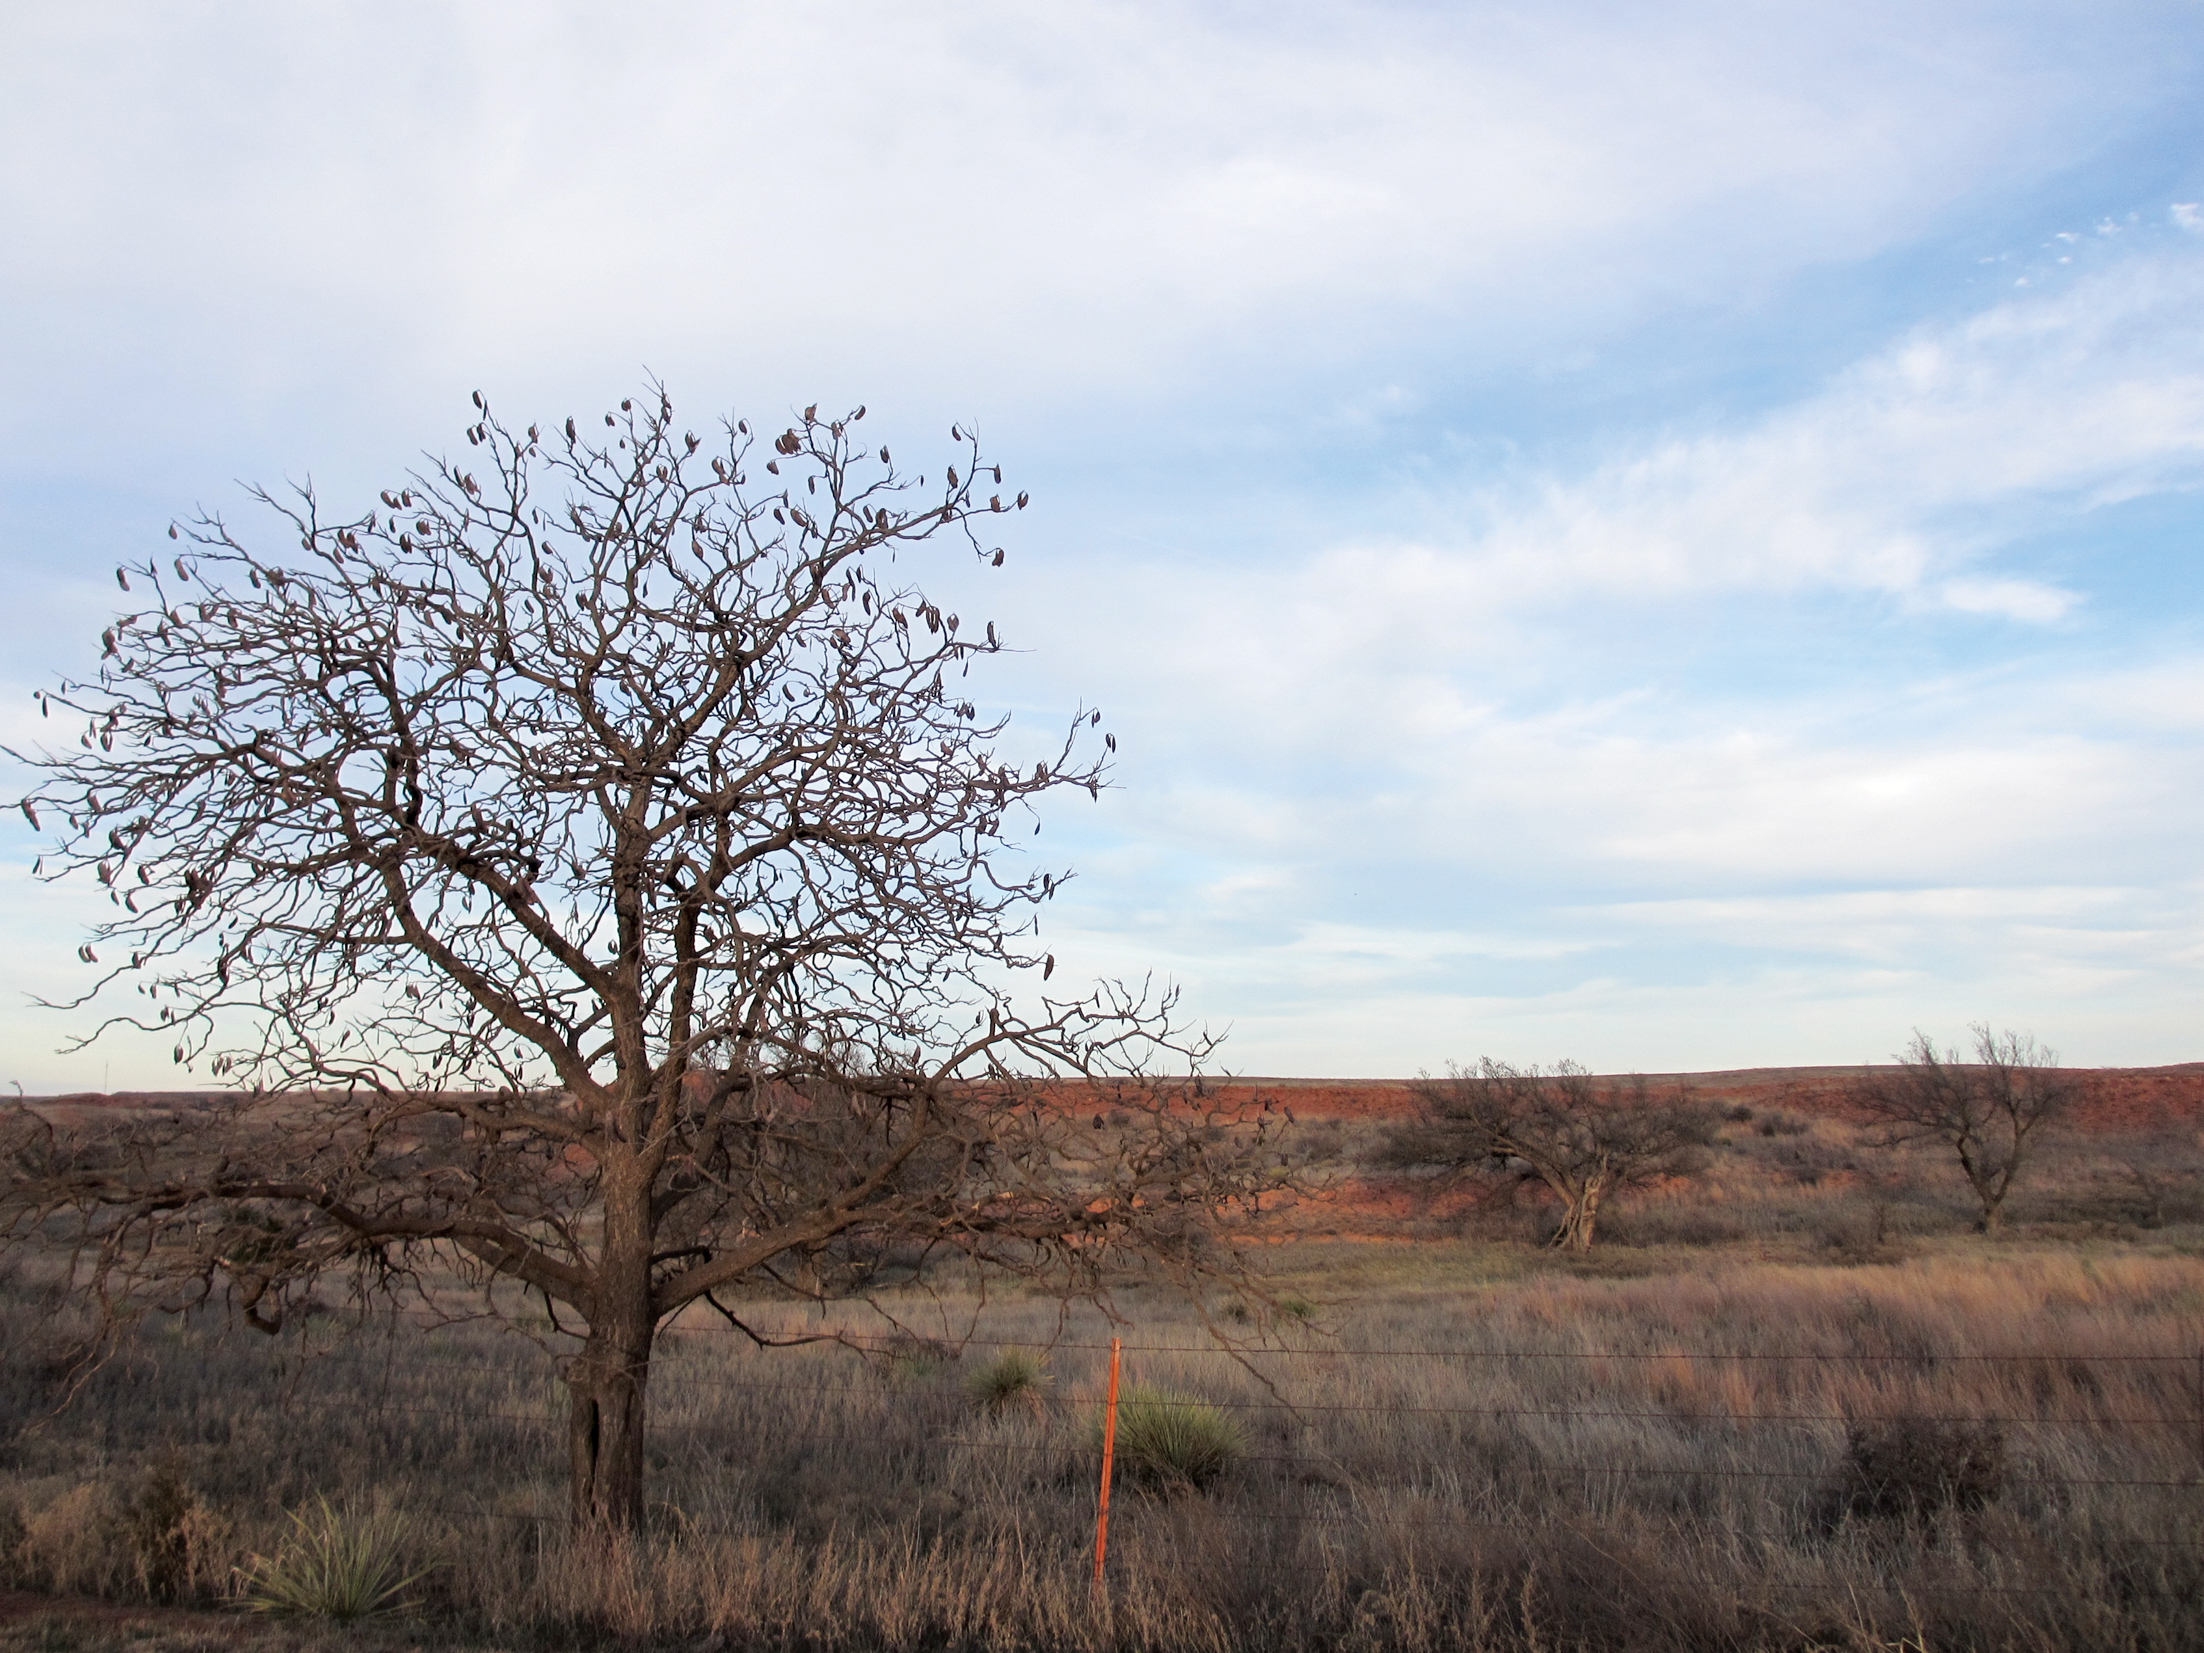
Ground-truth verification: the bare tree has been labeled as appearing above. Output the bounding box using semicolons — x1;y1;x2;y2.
2111;1123;2204;1230
1851;1026;2078;1234
1381;1059;1715;1249
0;387;1294;1529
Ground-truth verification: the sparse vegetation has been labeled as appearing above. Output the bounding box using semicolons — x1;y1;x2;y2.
236;1498;428;1623
1852;1025;2080;1233
1829;1414;2008;1523
1382;1060;1718;1248
0;1060;2197;1650
966;1346;1052;1415
1094;1387;1246;1490
1;1216;2198;1651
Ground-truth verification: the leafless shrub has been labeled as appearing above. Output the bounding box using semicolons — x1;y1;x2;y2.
1852;1026;2079;1233
1383;1061;1717;1248
118;1454;232;1601
19;1484;124;1597
1828;1416;2007;1524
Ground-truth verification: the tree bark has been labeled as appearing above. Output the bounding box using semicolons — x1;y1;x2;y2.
568;1321;652;1530
1961;1154;2010;1234
568;1170;656;1530
1553;1176;1606;1250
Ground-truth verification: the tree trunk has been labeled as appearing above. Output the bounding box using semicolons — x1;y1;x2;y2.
569;1171;656;1530
1968;1161;2011;1234
569;1317;653;1530
1553;1178;1605;1250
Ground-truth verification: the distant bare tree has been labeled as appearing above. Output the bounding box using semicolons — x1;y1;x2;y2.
0;386;1294;1529
1382;1059;1715;1249
2112;1124;2204;1230
1851;1026;2079;1234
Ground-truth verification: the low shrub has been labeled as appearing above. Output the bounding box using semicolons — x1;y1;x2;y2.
1096;1387;1246;1491
966;1347;1051;1415
872;1332;958;1385
120;1454;232;1602
1830;1416;2006;1522
18;1484;123;1597
237;1497;430;1623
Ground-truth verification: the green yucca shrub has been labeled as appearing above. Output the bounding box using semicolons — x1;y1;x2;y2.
236;1497;430;1623
1093;1387;1246;1491
967;1347;1052;1415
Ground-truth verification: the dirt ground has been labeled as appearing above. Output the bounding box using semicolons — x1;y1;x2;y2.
0;1593;486;1653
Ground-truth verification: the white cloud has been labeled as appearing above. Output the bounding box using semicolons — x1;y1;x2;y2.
979;243;2204;827
1049;243;2204;726
7;3;2204;1079
987;240;2204;1068
0;0;2176;454
1937;578;2078;621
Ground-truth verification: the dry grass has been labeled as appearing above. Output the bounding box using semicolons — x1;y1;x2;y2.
1;1121;2200;1651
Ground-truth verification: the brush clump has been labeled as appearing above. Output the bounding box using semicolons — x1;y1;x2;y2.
967;1346;1053;1415
237;1497;430;1623
1096;1387;1247;1491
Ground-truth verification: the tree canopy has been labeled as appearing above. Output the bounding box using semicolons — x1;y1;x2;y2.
2;387;1293;1526
1850;1026;2076;1234
1384;1059;1714;1249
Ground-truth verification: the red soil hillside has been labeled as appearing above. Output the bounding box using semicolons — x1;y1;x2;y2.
1201;1064;2204;1133
27;1064;2204;1134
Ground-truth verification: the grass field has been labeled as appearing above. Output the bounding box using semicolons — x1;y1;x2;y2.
1;1089;2200;1651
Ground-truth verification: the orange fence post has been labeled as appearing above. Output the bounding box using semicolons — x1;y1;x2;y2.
1093;1336;1122;1592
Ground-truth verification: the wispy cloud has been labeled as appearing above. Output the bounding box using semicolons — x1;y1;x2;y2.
1014;241;2204;1067
0;1;2177;442
4;4;2204;1083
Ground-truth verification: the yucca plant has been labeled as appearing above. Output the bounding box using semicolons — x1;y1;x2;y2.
967;1347;1053;1415
236;1497;431;1623
1093;1387;1246;1490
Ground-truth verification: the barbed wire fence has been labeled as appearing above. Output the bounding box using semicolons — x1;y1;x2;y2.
205;1322;2204;1607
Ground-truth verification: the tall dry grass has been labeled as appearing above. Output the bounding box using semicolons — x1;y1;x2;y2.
2;1235;2200;1651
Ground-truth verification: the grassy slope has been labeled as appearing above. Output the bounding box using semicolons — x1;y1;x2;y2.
3;1068;2202;1651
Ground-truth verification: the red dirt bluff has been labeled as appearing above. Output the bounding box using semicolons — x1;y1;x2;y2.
24;1065;2202;1133
1190;1064;2204;1133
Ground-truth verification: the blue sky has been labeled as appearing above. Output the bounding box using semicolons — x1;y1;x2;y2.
4;1;2203;1087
